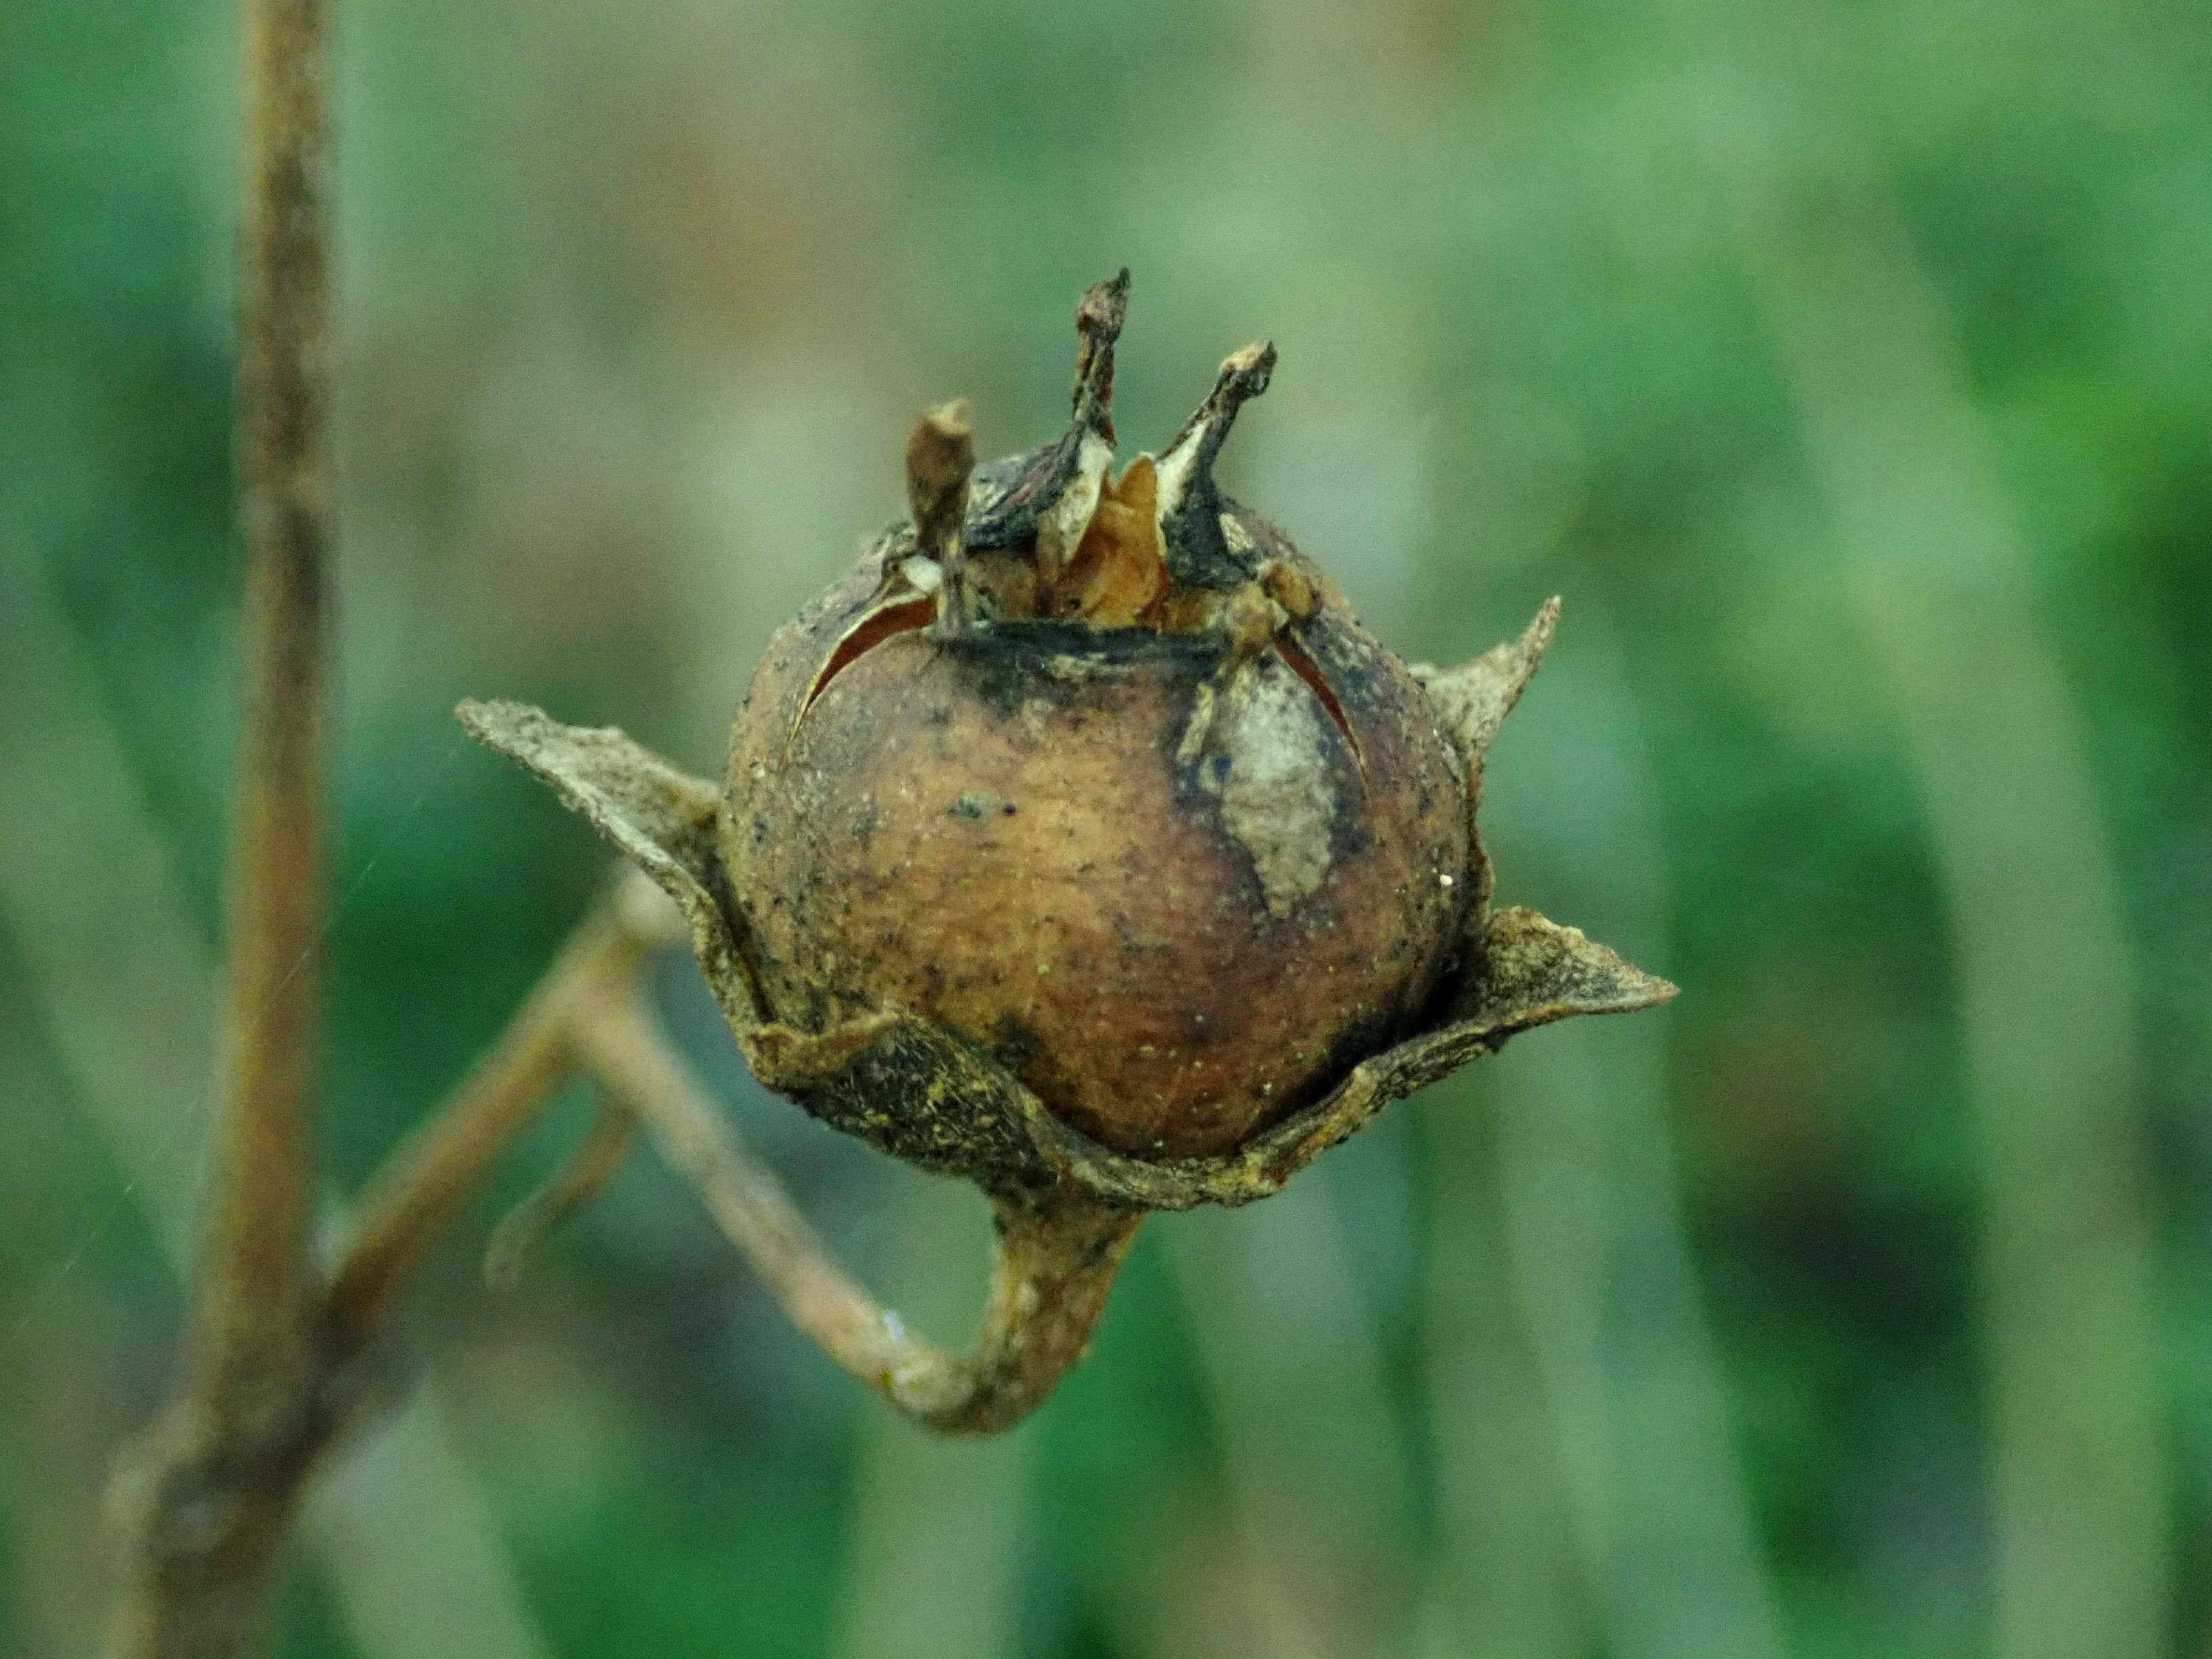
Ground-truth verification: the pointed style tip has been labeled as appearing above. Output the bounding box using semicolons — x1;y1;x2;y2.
1155;338;1280;516
905;401;977;549
1078;269;1132;337
1071;273;1131;438
1412;598;1564;766
1530;594;1562;646
1221;339;1276;397
1499;596;1561;691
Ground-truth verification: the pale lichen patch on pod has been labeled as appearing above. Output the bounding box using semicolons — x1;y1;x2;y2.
1183;649;1344;919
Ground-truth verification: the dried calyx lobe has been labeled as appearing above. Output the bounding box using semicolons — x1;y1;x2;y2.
724;272;1473;1163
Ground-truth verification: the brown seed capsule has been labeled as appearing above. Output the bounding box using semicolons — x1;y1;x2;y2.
459;272;1675;1211
457;274;1676;1431
720;276;1469;1158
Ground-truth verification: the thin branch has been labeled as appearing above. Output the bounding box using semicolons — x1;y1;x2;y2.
332;868;1139;1434
323;880;678;1354
333;867;1141;1433
327;866;1136;1439
196;0;331;1435
108;879;677;1655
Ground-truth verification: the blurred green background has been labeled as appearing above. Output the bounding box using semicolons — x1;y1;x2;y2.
3;0;2208;1654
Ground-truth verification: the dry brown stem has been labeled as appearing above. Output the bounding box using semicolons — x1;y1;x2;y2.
104;0;333;1650
576;983;1143;1433
108;876;677;1657
103;12;702;1641
339;872;1143;1439
329;869;1140;1437
201;0;329;1448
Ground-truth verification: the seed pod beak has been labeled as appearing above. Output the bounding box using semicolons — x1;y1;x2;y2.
1071;267;1131;443
1156;340;1278;590
1156;339;1276;521
905;399;977;636
962;270;1130;561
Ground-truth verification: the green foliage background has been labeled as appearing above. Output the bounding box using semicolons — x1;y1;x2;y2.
2;0;2208;1654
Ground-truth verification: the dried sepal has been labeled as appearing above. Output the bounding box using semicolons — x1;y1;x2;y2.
1412;596;1561;771
455;698;765;1026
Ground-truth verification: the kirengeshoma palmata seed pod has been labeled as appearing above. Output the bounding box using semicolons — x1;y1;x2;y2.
463;272;1673;1430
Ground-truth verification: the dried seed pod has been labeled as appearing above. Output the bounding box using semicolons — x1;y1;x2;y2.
723;285;1467;1160
459;274;1675;1429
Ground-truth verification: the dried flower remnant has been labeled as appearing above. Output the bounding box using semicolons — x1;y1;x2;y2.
463;272;1673;1429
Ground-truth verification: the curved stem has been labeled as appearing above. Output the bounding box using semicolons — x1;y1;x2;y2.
926;1185;1142;1433
576;991;1141;1433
